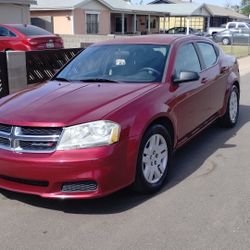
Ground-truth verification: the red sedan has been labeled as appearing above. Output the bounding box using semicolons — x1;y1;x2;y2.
0;35;240;199
0;24;64;51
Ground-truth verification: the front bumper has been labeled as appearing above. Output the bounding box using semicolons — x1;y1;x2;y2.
0;141;135;199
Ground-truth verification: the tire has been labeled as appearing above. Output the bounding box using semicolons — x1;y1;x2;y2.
219;85;239;128
222;37;231;45
133;124;173;194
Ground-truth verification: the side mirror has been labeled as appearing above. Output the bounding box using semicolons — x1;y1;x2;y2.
173;71;200;84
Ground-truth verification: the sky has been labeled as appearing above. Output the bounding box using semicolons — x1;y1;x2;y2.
131;0;241;7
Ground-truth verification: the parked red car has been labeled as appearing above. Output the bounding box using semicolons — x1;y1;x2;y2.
0;35;240;199
0;24;64;51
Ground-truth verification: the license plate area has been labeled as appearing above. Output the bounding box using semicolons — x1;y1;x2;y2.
46;42;54;48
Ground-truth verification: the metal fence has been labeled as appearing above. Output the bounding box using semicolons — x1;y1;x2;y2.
0;52;9;98
212;30;250;58
26;48;83;85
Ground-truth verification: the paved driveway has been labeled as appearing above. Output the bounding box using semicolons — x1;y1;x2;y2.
1;57;250;250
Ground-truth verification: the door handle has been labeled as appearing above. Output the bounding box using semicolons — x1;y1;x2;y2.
220;66;229;74
201;77;208;84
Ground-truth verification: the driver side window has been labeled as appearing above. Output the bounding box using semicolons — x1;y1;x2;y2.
174;43;201;79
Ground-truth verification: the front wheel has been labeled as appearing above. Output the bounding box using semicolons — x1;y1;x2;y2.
222;37;231;45
219;85;239;127
133;124;172;194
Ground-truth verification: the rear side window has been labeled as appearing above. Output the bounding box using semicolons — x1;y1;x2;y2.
238;24;245;28
11;25;52;36
0;27;16;37
197;43;217;69
174;43;201;78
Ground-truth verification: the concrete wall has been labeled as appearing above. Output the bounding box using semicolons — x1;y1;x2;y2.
6;51;27;94
60;34;116;48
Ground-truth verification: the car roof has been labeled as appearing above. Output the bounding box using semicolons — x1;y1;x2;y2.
1;24;33;28
93;34;199;46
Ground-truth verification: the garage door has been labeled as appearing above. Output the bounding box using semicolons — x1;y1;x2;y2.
0;5;28;24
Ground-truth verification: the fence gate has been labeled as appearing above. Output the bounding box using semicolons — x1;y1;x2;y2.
0;52;9;98
26;48;83;85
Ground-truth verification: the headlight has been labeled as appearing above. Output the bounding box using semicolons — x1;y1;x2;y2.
57;120;120;150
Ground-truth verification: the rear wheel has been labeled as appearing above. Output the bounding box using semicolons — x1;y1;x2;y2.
222;37;231;45
133;124;172;194
219;85;239;127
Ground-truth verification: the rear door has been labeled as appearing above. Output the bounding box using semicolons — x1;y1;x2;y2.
196;42;227;114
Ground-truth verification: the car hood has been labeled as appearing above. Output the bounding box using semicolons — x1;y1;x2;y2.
0;81;157;127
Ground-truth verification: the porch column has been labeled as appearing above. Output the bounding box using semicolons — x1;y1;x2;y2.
163;16;166;33
133;14;137;34
186;17;190;35
122;13;125;34
148;14;151;34
206;16;211;32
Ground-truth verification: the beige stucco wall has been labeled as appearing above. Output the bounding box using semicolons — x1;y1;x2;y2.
99;10;110;34
53;16;73;34
31;10;73;34
80;0;109;11
0;4;30;24
73;8;85;34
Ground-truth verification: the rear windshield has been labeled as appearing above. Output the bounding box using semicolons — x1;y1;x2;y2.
11;25;52;36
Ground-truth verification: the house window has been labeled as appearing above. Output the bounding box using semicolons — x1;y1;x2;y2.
86;14;99;34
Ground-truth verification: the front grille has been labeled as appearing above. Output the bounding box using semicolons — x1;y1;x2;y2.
0;137;10;147
0;175;49;187
61;181;98;192
20;141;57;151
0;124;62;153
0;124;11;134
21;127;62;136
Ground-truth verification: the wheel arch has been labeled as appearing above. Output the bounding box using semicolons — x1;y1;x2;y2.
143;116;175;149
233;81;240;97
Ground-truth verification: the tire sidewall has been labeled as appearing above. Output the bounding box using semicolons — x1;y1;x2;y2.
228;85;239;126
222;37;230;45
135;124;172;193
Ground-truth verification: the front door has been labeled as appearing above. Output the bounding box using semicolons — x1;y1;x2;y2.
171;42;211;141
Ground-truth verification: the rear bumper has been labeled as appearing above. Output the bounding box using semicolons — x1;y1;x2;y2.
0;141;136;199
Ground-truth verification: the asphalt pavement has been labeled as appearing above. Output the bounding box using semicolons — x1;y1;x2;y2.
1;57;250;250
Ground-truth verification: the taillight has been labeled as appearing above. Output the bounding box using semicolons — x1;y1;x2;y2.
27;38;38;45
56;38;63;44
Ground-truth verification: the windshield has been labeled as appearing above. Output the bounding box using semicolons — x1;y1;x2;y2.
56;44;170;83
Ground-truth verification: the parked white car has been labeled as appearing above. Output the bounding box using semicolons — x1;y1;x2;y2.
208;22;250;36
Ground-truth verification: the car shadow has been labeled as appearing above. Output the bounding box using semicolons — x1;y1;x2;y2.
1;104;250;214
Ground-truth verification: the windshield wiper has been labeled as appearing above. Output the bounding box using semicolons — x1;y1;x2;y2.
80;78;118;83
53;77;69;82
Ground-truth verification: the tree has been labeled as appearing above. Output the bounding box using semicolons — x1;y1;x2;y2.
241;4;250;15
241;0;250;7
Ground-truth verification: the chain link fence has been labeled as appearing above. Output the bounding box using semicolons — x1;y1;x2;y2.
212;30;250;58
